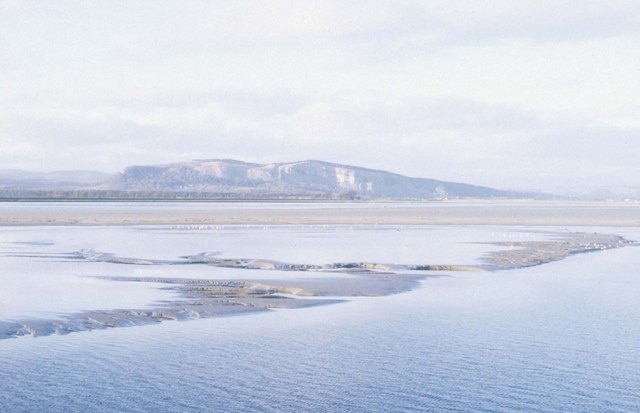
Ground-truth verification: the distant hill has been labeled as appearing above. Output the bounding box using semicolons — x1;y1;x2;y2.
0;159;541;200
0;170;112;191
102;159;534;200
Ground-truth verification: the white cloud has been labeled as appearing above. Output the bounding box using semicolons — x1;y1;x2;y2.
0;1;638;191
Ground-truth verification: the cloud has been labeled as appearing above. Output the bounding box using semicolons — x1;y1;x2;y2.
3;90;636;191
0;1;638;192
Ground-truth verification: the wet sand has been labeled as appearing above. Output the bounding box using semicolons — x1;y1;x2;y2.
1;230;636;339
1;200;639;226
2;201;638;338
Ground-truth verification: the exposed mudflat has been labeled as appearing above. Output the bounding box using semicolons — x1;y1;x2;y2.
478;232;636;270
1;201;640;226
1;230;636;339
0;272;427;339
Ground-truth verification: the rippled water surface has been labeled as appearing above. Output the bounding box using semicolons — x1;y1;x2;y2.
0;207;639;412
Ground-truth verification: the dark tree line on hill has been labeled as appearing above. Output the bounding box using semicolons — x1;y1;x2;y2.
0;190;363;201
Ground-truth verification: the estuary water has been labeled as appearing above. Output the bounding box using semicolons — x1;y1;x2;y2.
0;203;639;412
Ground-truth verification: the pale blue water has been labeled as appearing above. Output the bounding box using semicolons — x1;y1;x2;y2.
1;223;639;412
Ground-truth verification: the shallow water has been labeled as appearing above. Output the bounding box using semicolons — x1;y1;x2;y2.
0;207;639;412
0;224;543;320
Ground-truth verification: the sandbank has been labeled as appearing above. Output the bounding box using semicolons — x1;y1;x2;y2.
0;200;639;226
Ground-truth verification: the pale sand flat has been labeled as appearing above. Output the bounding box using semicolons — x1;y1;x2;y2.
1;201;639;226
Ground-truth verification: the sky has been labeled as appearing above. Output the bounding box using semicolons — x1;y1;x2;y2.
1;0;639;192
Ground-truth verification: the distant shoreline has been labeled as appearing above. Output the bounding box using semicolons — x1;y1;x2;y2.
0;200;638;226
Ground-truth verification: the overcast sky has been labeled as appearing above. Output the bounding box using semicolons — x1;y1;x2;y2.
1;1;639;191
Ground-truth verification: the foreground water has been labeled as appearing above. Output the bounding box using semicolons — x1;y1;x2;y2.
0;210;639;411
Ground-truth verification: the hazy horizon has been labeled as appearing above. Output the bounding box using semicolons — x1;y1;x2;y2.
1;1;639;192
